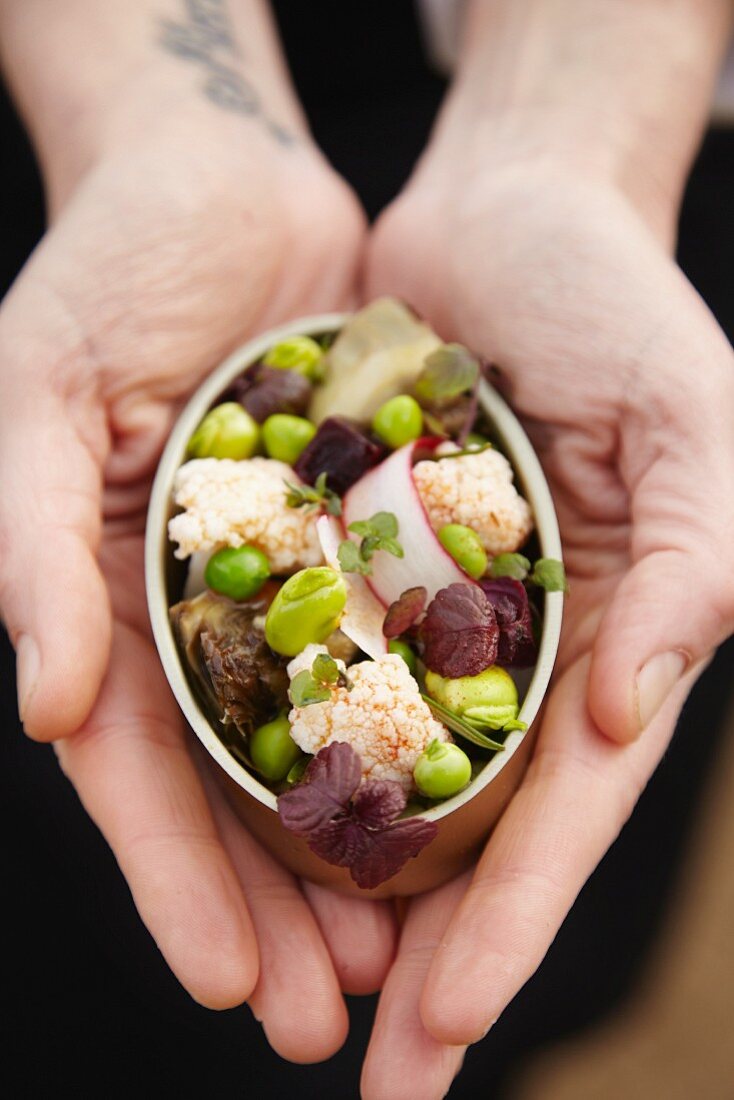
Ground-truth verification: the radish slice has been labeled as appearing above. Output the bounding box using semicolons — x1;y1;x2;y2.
343;439;472;607
183;549;211;599
316;515;388;659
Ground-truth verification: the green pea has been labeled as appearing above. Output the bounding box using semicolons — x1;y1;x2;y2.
425;666;519;730
414;739;472;799
265;567;347;656
465;432;491;450
263;335;325;381
204;546;270;601
388;639;418;676
250;714;303;781
438;523;488;579
187;402;259;460
262;414;317;465
372;395;423;449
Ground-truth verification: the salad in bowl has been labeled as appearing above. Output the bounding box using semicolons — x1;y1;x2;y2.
146;299;564;895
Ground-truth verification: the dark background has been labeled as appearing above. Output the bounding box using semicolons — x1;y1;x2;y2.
3;3;733;1096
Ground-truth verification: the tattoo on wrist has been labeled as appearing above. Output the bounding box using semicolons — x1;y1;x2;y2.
160;0;294;145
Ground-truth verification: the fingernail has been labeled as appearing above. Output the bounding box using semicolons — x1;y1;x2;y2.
636;650;689;731
16;634;40;721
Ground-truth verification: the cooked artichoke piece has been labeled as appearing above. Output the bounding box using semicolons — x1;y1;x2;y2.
170;589;289;739
324;628;359;665
309;297;442;423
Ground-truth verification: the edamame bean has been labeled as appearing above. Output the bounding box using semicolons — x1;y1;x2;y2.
187;402;259;460
265;567;347;656
414;739;472;799
438;523;488;579
425;665;519;730
372;395;423;449
250;714;303;781
388;639;418;676
263;335;324;381
204;546;270;601
262;414;316;465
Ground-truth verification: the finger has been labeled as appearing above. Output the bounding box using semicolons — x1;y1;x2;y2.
202;775;349;1064
0;297;111;740
588;338;734;743
56;622;258;1009
421;653;698;1045
302;881;399;995
361;874;471;1100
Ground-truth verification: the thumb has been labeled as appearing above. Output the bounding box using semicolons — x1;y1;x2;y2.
0;337;112;741
588;351;734;743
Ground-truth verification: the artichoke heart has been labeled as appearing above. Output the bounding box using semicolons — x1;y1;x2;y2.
170;589;289;738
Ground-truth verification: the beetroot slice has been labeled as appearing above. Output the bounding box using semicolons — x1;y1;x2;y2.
294;416;384;494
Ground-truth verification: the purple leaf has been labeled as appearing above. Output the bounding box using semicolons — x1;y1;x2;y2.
352;780;406;829
382;586;427;639
348;818;439;890
308;817;372;868
480;577;537;668
421;583;499;678
278;742;361;835
308;813;438;889
277;742;438;889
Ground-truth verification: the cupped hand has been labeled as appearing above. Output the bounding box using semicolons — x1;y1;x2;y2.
0;122;399;1057
362;160;734;1095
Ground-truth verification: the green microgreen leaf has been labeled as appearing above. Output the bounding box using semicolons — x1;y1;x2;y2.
283;473;342;517
290;653;353;707
290;669;331;707
378;537;404;559
312;652;340;684
414;344;480;404
490;553;531;581
529;558;569;593
342;512;403;571
338;539;372;575
421;694;507;752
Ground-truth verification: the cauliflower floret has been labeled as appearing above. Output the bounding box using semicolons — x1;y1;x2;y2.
413;447;533;556
168;457;323;574
288;653;450;792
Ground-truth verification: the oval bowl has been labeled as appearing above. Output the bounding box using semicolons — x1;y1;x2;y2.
145;312;564;898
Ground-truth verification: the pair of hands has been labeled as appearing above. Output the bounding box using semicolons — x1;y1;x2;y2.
2;93;733;1099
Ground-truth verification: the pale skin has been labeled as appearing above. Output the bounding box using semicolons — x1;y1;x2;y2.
1;0;734;1095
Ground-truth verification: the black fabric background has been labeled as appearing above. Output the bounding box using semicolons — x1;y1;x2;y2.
2;3;733;1096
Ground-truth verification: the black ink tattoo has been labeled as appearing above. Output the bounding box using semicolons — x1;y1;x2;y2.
160;0;294;145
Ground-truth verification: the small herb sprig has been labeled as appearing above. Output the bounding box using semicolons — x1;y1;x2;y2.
338;511;404;576
490;553;569;593
290;652;353;707
284;472;342;517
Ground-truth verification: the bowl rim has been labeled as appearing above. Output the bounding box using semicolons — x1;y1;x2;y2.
145;310;564;823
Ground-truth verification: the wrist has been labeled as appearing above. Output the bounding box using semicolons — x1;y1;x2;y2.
421;0;733;238
0;0;308;209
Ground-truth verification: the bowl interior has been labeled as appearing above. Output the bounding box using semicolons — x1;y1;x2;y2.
145;313;563;824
